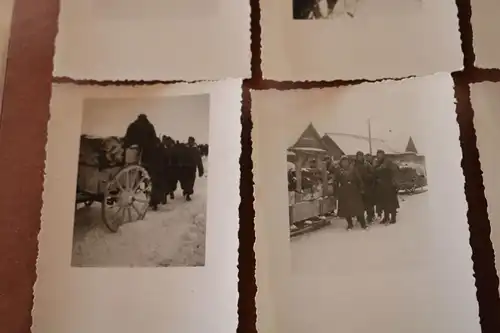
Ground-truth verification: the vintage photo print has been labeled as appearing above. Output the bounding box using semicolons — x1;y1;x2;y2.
471;82;500;288
293;0;423;20
287;124;427;235
73;95;209;268
0;0;13;101
33;80;240;333
261;0;462;80
54;0;250;81
253;74;480;333
471;0;500;69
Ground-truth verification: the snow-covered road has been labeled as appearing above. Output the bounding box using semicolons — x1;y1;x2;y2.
280;189;477;333
71;161;208;267
291;190;432;275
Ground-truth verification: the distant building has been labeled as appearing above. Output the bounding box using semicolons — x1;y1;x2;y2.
287;123;329;168
405;136;418;154
321;132;399;160
289;124;427;175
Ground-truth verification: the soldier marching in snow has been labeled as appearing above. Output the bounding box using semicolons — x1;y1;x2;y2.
123;114;165;211
334;156;367;230
177;137;204;201
354;151;376;223
373;149;400;224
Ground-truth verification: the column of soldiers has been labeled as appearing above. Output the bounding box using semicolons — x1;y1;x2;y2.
332;149;400;230
123;114;205;211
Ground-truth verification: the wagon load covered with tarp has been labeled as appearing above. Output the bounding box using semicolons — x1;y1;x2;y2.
76;135;152;232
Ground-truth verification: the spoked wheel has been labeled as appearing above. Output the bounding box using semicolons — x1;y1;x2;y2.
101;165;152;232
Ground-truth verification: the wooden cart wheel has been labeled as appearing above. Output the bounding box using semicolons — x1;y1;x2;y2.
101;165;152;232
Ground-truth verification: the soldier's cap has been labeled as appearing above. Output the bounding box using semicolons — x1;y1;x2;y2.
356;151;364;156
188;136;195;142
339;155;349;162
376;149;385;155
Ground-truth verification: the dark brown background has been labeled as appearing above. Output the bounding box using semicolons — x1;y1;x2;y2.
1;0;499;332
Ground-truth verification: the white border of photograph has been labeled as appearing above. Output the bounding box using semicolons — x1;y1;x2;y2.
54;0;251;81
261;0;462;81
252;73;479;333
470;82;500;286
471;0;500;69
32;80;241;333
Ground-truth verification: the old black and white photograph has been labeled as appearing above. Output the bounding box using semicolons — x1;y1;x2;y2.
288;123;427;235
293;0;424;20
253;75;479;333
72;94;209;267
287;118;430;272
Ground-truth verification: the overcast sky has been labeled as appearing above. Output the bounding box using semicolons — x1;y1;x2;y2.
81;94;210;144
292;86;419;152
270;75;456;157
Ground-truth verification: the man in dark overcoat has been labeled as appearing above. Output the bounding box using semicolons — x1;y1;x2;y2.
161;135;180;201
178;137;205;201
373;149;400;224
334;156;367;230
123;114;164;210
354;151;376;223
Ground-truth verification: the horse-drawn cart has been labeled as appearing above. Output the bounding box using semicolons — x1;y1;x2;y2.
76;136;152;232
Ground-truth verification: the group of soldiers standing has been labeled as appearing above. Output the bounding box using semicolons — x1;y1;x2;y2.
123;114;205;211
333;149;400;230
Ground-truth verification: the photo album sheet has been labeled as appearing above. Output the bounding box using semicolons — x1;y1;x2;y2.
252;73;480;333
471;0;500;69
261;0;462;81
54;0;251;81
471;82;500;289
31;80;241;333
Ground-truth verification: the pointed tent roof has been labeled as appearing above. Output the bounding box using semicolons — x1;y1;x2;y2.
289;123;328;153
405;136;418;154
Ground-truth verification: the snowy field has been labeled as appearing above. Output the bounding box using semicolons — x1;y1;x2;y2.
291;189;430;275
284;189;474;333
71;160;208;268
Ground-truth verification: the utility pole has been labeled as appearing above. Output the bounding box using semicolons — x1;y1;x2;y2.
368;118;372;155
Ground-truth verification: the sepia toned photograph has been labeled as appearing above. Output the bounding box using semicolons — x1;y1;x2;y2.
293;0;424;20
287;109;433;279
288;123;427;236
72;94;209;267
470;82;500;290
253;75;479;333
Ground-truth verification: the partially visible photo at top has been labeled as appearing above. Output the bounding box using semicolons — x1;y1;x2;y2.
293;0;423;20
0;0;14;105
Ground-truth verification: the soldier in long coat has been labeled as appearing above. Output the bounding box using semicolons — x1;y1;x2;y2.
161;135;180;201
354;151;376;223
334;156;367;230
123;114;164;210
373;149;400;224
178;137;204;201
